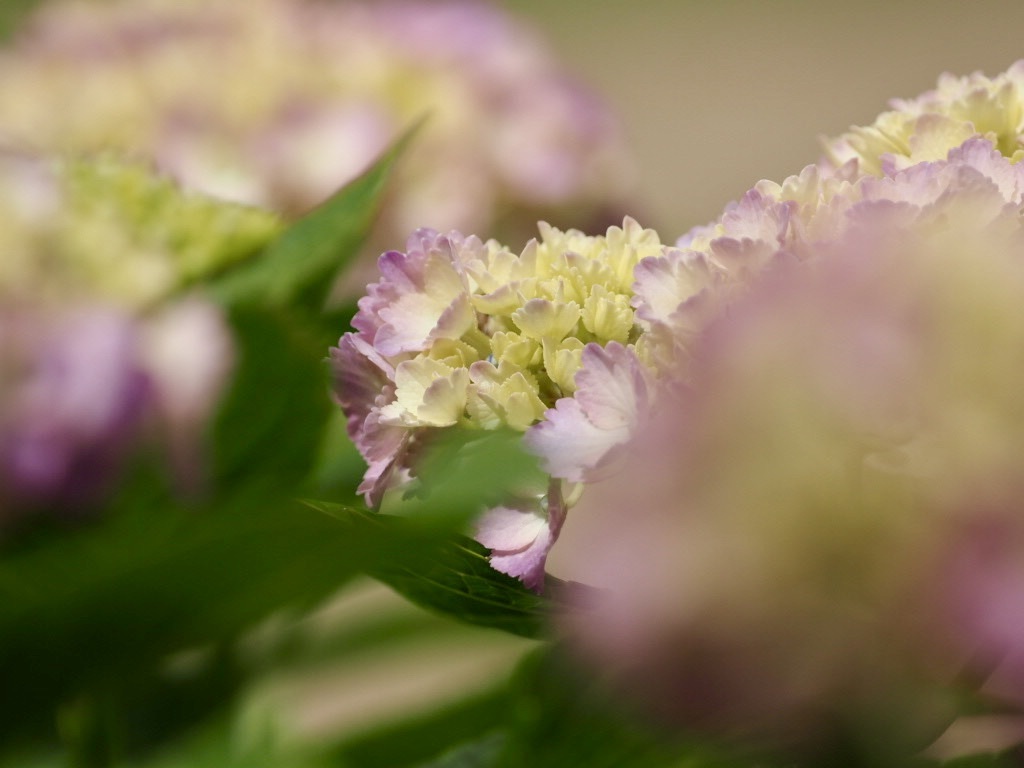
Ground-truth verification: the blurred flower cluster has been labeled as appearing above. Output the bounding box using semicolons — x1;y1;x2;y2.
560;67;1024;759
0;151;275;526
0;0;633;243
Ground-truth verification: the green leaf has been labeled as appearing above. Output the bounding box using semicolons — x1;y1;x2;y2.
366;529;550;639
304;427;598;640
401;428;547;523
333;642;745;768
121;715;331;768
0;302;354;751
210;305;335;494
307;501;578;640
0;497;370;746
307;409;372;504
0;0;40;41
0;749;62;768
209;124;418;311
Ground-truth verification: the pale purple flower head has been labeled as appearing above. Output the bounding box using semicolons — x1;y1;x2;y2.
560;139;1024;759
0;300;234;528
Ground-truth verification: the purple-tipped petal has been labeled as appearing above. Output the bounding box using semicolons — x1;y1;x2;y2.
526;342;651;483
475;481;566;592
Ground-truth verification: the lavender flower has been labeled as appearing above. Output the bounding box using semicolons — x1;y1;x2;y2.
0;0;633;244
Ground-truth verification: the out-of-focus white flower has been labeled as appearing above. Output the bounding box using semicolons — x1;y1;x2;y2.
0;0;634;244
139;298;235;483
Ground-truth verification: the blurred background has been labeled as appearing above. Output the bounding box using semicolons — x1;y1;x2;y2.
3;0;1024;763
4;0;1024;240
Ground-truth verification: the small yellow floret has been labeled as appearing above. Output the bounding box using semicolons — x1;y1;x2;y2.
381;356;469;427
582;284;634;344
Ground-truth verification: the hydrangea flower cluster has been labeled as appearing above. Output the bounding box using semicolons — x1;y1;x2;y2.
0;151;276;526
337;59;1024;607
0;0;632;244
621;57;1024;384
627;137;1023;369
550;64;1024;755
332;218;665;589
824;60;1024;174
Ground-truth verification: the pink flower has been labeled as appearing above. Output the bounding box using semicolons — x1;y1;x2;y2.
0;297;238;524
